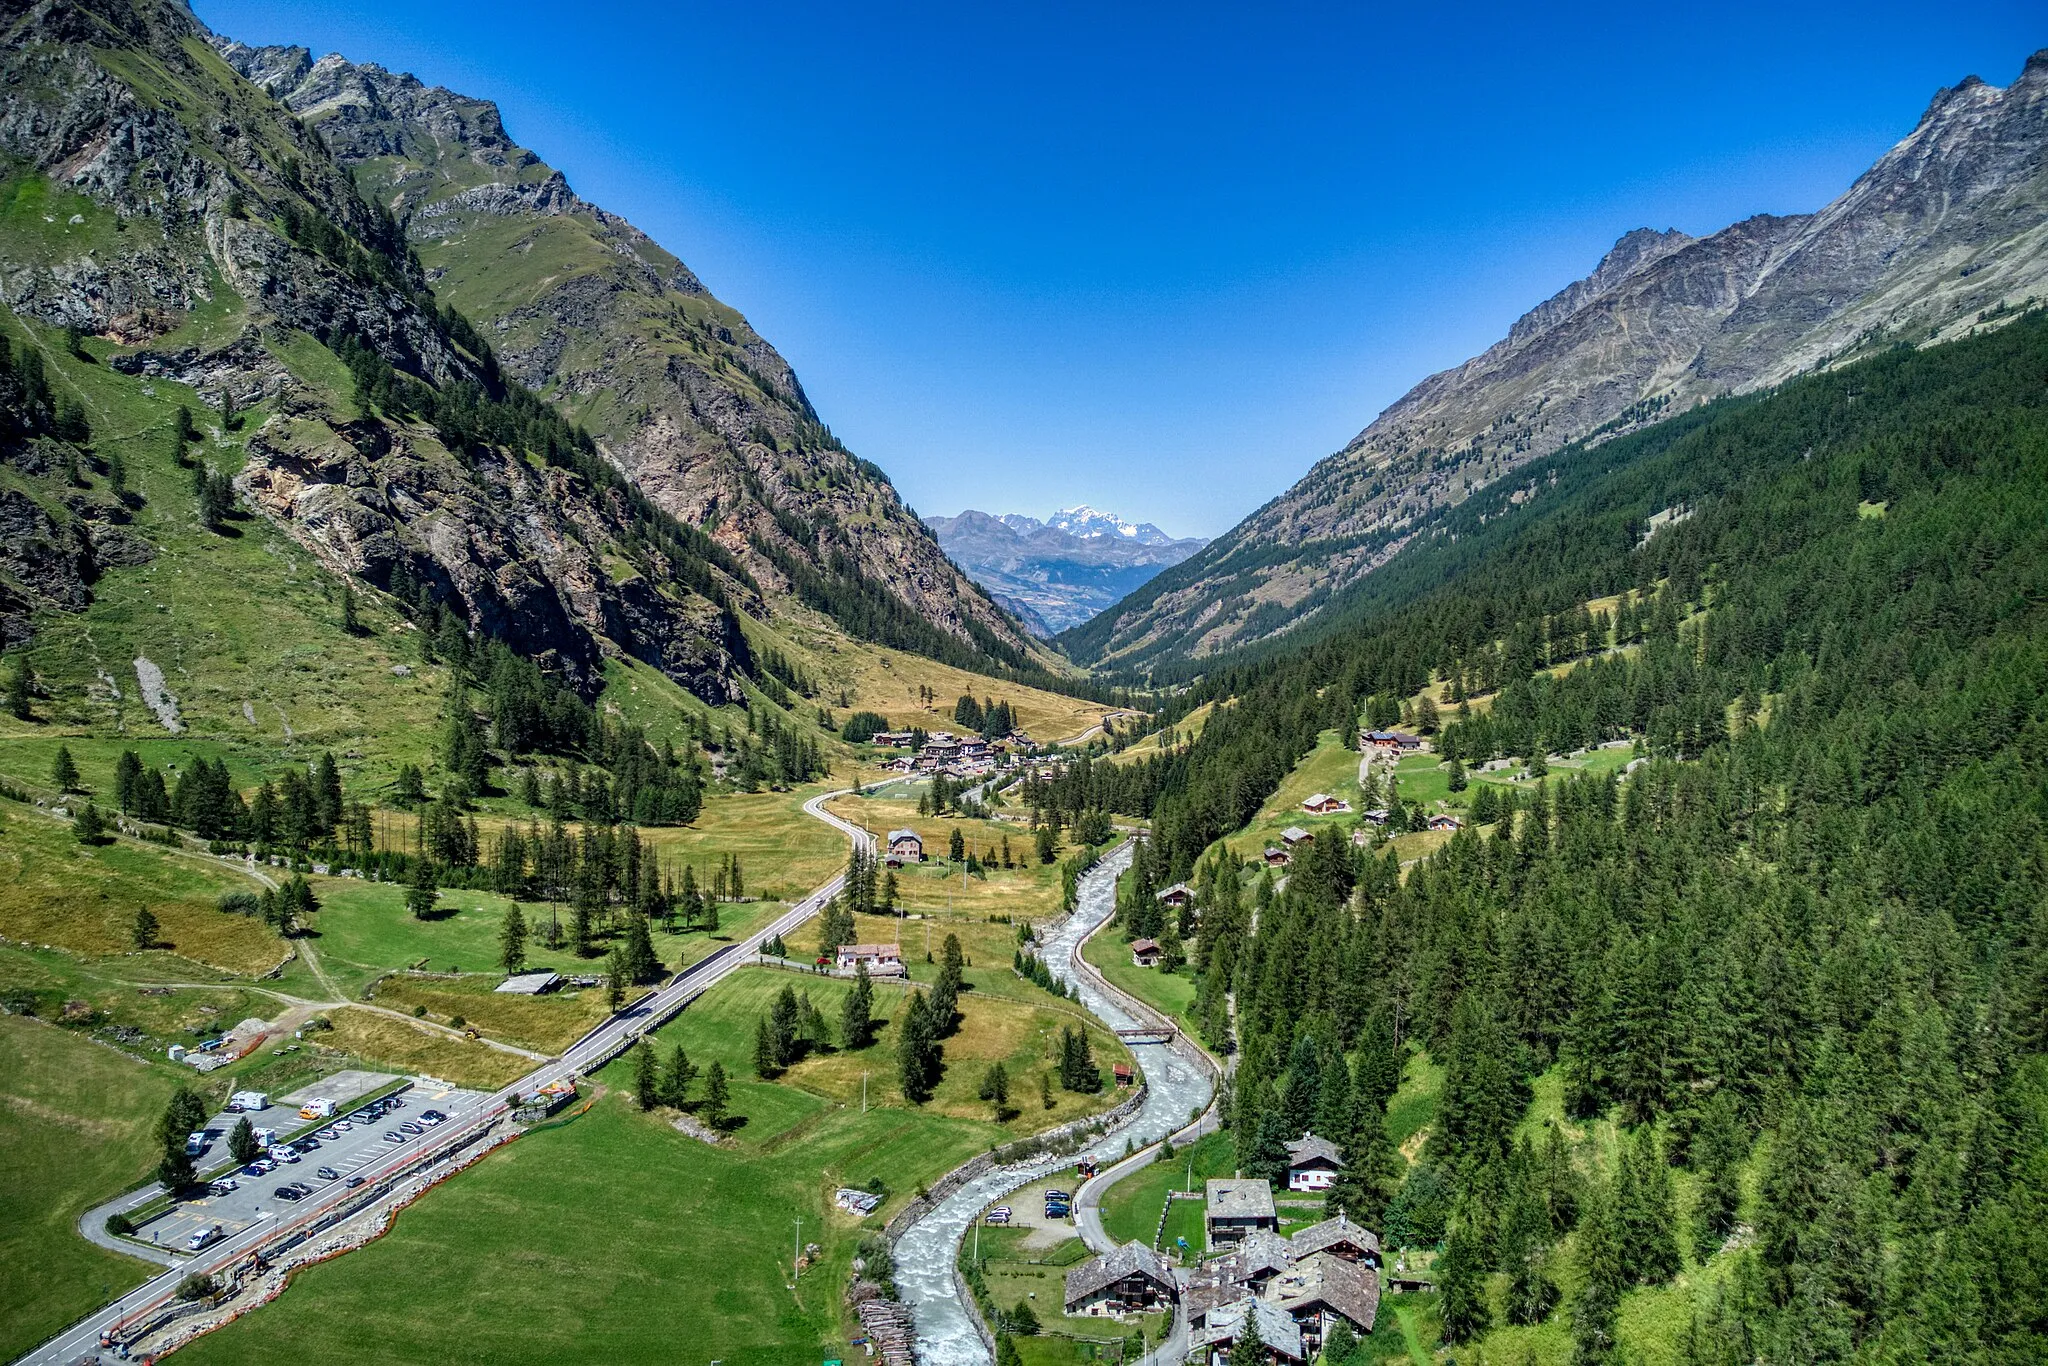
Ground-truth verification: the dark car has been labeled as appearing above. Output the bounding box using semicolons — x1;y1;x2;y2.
387;1097;406;1110
294;1137;320;1152
420;1109;447;1125
273;1184;304;1202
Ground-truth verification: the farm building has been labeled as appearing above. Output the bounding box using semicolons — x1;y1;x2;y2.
1280;826;1314;847
1426;813;1463;832
835;943;906;977
1130;937;1162;967
1361;729;1423;754
495;971;563;995
1300;793;1350;814
1064;1240;1177;1319
1156;882;1193;907
1206;1178;1279;1248
1262;846;1291;868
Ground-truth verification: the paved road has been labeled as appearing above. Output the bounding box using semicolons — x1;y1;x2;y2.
18;788;870;1366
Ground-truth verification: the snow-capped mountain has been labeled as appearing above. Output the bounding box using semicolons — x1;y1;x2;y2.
1042;505;1180;546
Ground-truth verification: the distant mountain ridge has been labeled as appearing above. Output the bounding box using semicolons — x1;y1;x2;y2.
1064;49;2048;670
927;508;1206;636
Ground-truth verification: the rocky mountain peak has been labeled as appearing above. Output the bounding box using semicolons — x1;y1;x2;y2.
1065;48;2048;669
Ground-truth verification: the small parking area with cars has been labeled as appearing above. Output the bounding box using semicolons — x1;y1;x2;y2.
134;1076;489;1253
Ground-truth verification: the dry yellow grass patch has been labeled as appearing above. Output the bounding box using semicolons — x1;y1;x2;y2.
325;1008;532;1089
368;977;611;1055
0;814;281;973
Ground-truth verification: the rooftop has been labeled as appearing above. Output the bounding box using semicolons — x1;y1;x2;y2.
1285;1132;1344;1168
495;971;562;995
1065;1240;1173;1303
1206;1177;1277;1221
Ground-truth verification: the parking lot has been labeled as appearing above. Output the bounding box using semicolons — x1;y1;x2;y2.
139;1077;490;1253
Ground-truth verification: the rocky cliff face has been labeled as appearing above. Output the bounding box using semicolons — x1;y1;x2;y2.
1067;50;2048;669
214;40;1035;667
0;0;747;696
928;509;1205;635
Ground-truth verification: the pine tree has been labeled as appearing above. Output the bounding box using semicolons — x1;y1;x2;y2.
341;583;361;635
73;801;107;844
899;990;938;1102
113;750;143;814
132;905;158;949
1573;1179;1626;1365
499;903;528;974
634;1040;659;1109
1691;1091;1746;1260
841;961;875;1050
661;1045;697;1107
979;1061;1010;1118
6;660;32;721
1437;1210;1492;1343
1616;1126;1681;1285
229;1116;260;1164
51;745;81;792
605;947;627;1011
406;858;439;919
702;1060;731;1129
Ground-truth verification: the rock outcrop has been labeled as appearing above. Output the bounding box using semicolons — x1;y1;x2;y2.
215;39;1036;666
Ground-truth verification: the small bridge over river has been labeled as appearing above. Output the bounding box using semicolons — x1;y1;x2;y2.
1115;1026;1176;1046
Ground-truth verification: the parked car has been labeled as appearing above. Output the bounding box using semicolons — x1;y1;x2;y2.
400;1121;423;1135
273;1184;304;1202
382;1130;406;1144
386;1097;406;1110
208;1179;239;1197
240;1163;265;1177
316;1127;340;1141
419;1109;447;1125
985;1207;1012;1225
332;1119;352;1131
186;1224;224;1251
254;1158;279;1174
315;1166;340;1181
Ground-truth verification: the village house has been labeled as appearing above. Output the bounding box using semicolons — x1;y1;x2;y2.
1262;846;1292;868
1130;937;1162;967
1113;1062;1135;1087
1064;1241;1178;1319
1206;1178;1280;1248
871;731;917;749
1358;807;1390;826
1185;1216;1382;1363
886;829;924;864
834;943;906;977
1300;793;1350;814
1284;1133;1344;1191
1426;813;1463;833
1280;826;1314;848
1190;1296;1305;1364
1288;1214;1381;1266
1361;728;1424;755
1156;882;1193;908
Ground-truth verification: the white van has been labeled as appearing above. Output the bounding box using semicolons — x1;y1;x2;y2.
184;1131;208;1157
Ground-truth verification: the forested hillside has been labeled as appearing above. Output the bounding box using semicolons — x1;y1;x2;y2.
1117;312;2048;1361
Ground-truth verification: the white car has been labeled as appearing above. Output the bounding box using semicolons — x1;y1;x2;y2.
268;1147;301;1164
186;1224;224;1251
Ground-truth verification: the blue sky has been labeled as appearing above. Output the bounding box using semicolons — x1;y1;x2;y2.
198;1;2042;538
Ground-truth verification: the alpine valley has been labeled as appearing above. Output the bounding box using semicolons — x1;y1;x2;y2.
3;9;2047;1366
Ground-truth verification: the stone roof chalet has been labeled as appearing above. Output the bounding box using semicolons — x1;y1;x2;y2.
1064;1240;1174;1304
1192;1295;1304;1362
1268;1250;1381;1335
1285;1133;1344;1170
1288;1213;1381;1263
